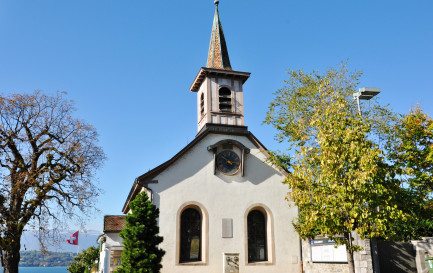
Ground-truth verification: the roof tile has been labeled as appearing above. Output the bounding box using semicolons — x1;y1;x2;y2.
104;215;126;232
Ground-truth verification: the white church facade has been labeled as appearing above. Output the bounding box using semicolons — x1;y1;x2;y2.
119;1;302;272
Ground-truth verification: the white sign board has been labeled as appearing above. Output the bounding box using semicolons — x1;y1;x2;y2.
311;239;347;263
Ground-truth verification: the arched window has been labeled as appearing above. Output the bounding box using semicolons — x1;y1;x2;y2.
218;87;232;112
200;93;205;116
247;210;267;262
180;208;202;263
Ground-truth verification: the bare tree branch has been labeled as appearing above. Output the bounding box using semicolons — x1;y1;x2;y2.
0;91;106;273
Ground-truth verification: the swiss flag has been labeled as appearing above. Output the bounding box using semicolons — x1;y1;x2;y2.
66;231;79;245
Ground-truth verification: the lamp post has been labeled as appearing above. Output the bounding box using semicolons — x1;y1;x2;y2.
353;87;381;114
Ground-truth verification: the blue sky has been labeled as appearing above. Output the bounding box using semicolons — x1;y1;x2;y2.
0;0;432;232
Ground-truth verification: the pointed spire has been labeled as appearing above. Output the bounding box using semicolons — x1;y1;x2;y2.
206;0;232;70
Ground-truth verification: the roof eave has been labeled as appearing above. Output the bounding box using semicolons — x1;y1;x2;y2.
190;67;251;92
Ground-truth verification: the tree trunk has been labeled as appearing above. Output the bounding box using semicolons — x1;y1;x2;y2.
346;246;355;273
3;234;21;273
345;231;355;273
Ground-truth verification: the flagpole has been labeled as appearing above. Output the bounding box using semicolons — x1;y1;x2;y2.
77;230;79;255
67;230;80;255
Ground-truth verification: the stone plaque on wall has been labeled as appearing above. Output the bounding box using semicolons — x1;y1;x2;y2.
222;218;233;238
223;253;239;273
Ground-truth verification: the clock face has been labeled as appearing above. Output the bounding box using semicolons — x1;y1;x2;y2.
216;150;240;175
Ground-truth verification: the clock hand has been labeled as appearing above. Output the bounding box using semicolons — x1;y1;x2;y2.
221;156;233;165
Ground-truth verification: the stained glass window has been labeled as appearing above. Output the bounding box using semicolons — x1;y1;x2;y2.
247;210;267;262
180;208;202;263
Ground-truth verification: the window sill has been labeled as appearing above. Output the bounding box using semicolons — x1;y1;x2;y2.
178;261;207;266
211;111;242;116
246;261;273;266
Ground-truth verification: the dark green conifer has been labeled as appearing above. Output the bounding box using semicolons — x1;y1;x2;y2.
115;191;165;273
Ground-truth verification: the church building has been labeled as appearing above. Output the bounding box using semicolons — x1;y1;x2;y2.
121;1;301;272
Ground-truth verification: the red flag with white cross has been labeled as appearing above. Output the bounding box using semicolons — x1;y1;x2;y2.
66;231;79;245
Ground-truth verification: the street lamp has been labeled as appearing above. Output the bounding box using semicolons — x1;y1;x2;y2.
353;87;381;114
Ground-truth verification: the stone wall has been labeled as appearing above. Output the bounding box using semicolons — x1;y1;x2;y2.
352;232;374;273
412;237;433;273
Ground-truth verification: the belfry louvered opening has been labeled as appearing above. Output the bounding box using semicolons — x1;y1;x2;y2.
200;93;205;116
218;87;232;112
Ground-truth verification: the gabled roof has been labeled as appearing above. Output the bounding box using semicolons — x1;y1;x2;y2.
206;0;232;70
122;124;289;213
103;215;125;233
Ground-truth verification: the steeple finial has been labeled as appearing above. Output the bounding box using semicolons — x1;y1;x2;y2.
206;0;232;70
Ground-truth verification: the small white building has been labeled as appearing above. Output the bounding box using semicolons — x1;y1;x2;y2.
121;2;301;273
97;215;125;273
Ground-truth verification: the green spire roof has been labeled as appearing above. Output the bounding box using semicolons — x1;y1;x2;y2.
206;0;232;70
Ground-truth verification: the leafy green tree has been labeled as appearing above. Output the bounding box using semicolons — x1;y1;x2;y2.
386;106;433;240
264;63;403;273
115;191;165;273
67;246;99;273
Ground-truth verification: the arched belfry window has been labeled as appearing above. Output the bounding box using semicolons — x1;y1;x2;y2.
180;208;202;263
218;87;232;112
200;93;205;116
247;210;267;262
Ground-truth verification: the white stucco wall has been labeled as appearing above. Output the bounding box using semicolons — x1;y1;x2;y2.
147;133;300;273
105;232;123;247
98;232;123;273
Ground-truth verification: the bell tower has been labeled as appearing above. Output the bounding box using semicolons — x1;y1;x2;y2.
190;0;250;134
